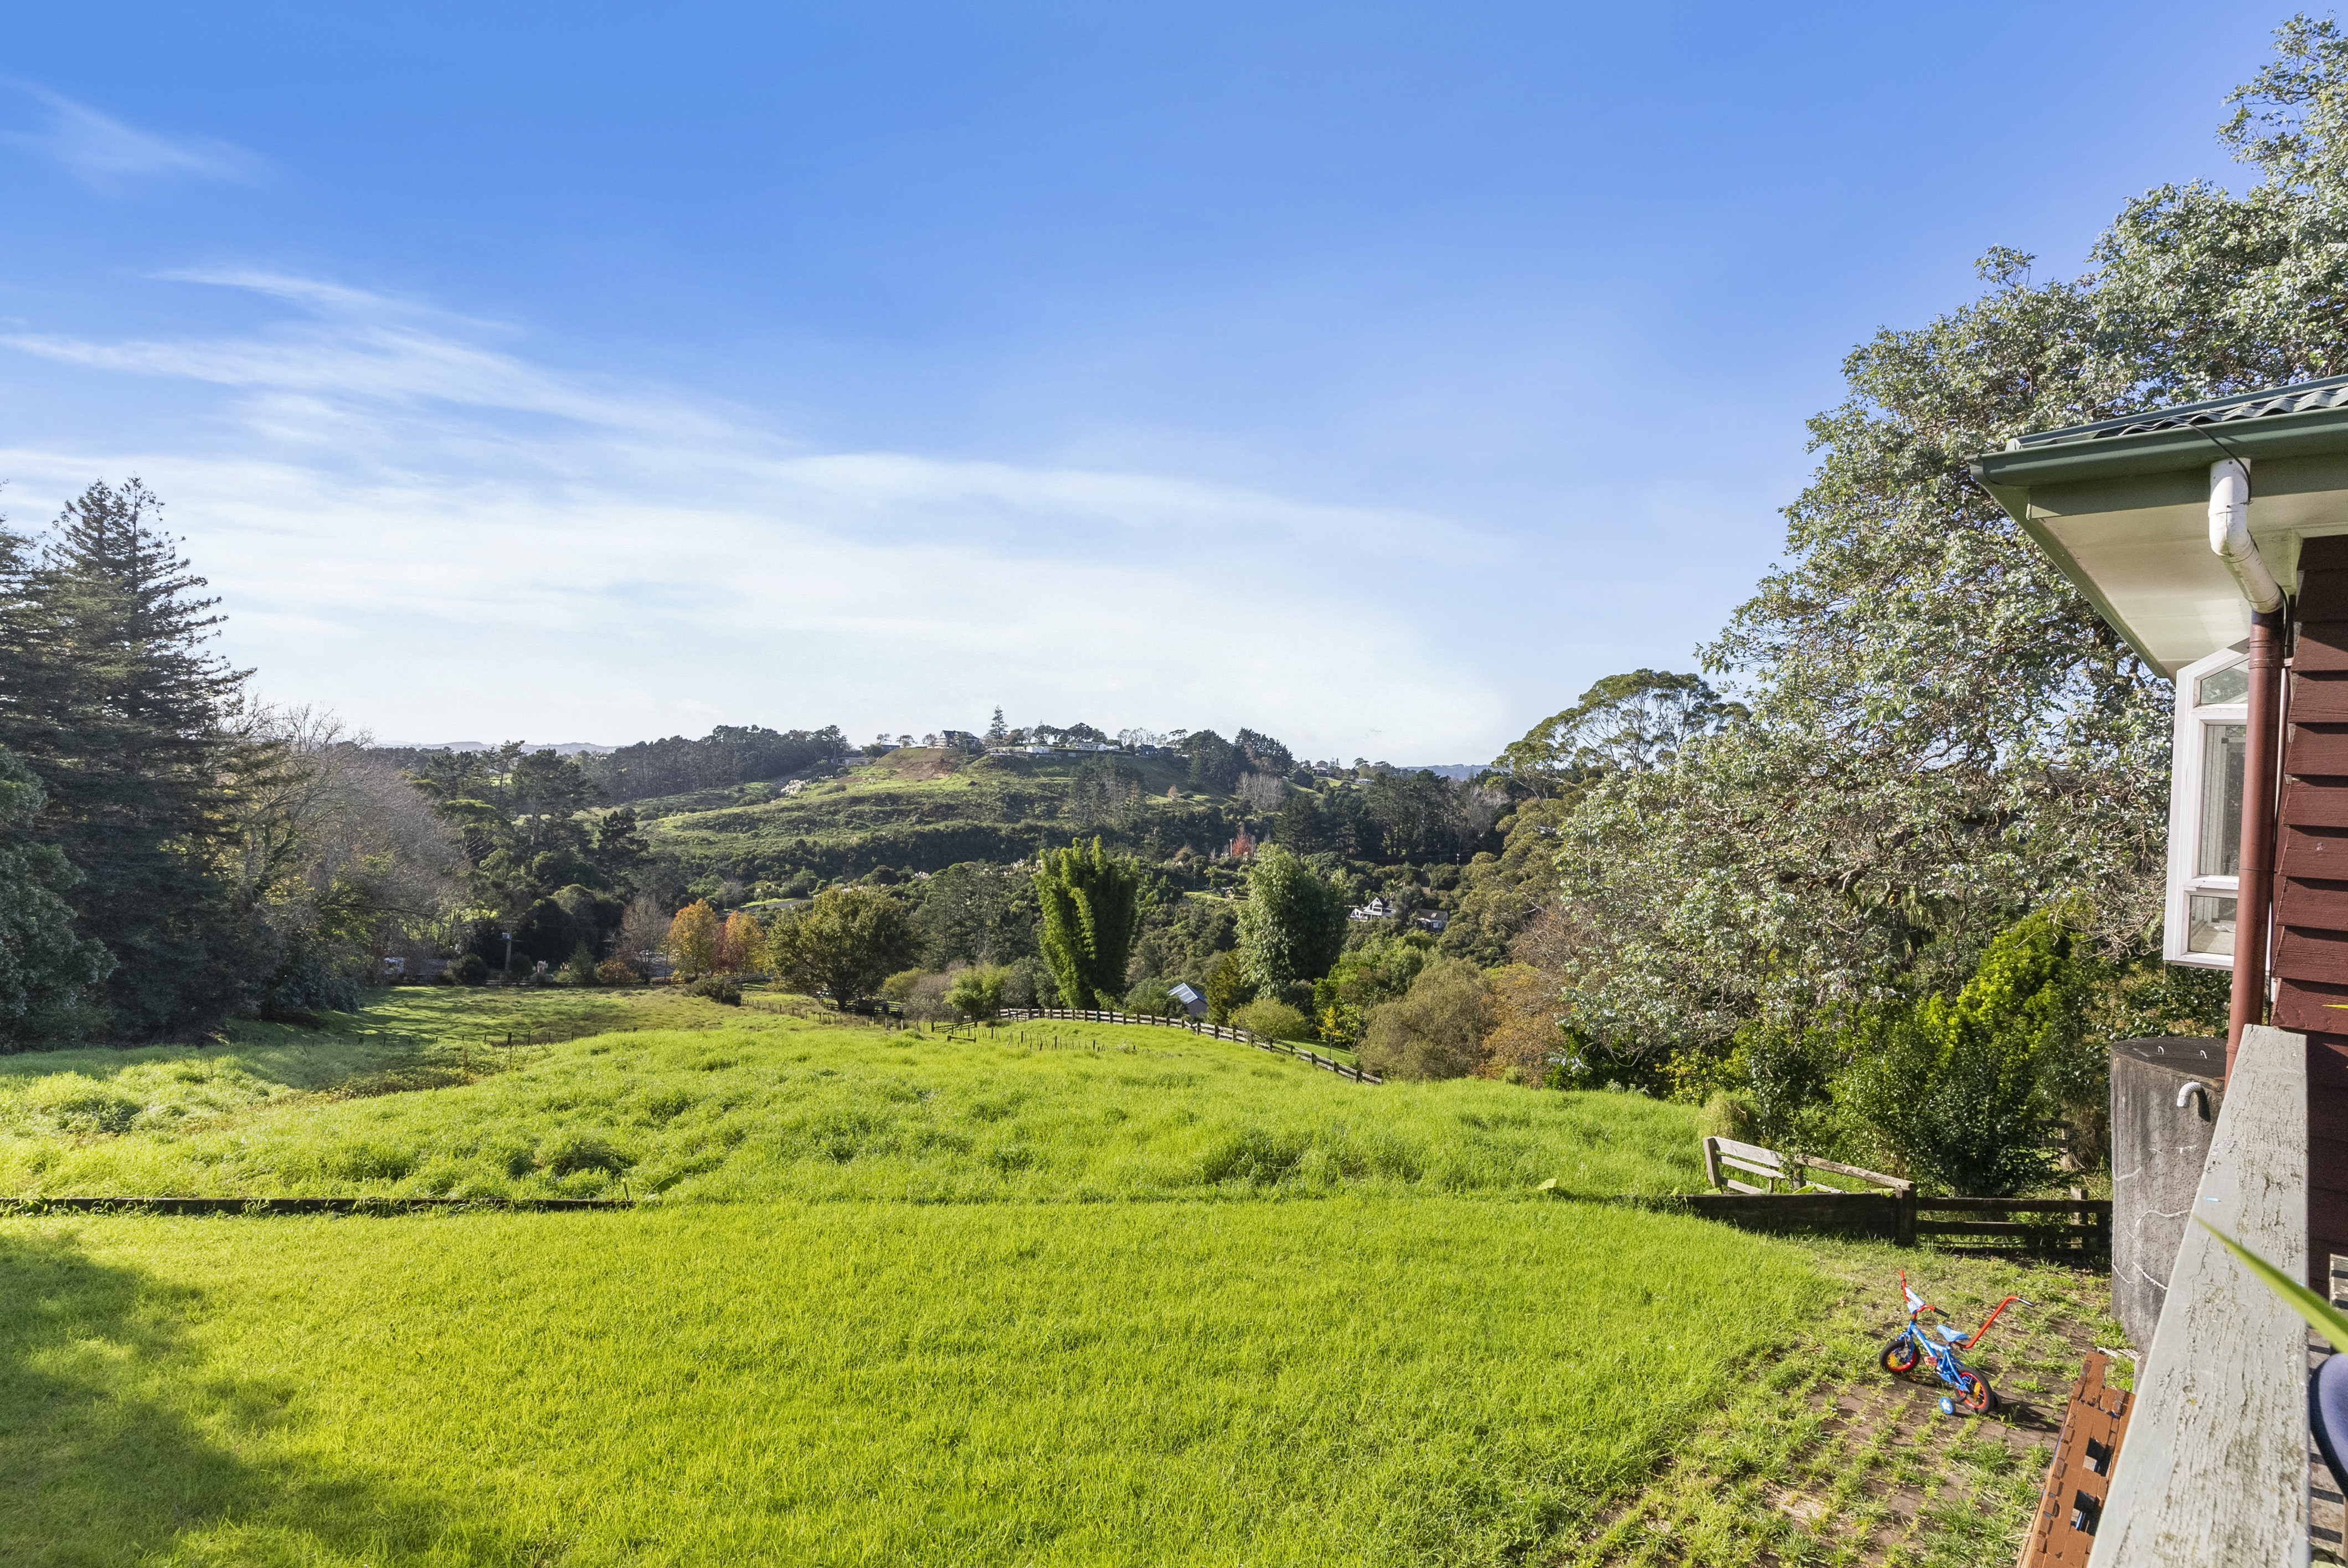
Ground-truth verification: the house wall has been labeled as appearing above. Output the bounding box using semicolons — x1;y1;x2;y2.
2272;534;2348;1286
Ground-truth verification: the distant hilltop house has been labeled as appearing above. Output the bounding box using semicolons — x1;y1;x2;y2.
987;740;1122;758
1166;982;1208;1019
1414;910;1449;932
939;730;984;753
1349;896;1395;923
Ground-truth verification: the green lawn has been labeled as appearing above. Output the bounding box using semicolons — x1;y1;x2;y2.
0;989;2099;1565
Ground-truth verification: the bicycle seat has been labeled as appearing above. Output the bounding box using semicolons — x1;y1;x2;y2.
1935;1325;1968;1343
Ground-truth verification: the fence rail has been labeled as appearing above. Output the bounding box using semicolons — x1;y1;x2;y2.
997;1007;1382;1084
1692;1135;2108;1250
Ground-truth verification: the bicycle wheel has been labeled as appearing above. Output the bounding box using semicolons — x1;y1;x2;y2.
1956;1370;1996;1414
1880;1334;1921;1375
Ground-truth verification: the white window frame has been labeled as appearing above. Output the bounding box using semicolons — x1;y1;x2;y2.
2165;643;2251;968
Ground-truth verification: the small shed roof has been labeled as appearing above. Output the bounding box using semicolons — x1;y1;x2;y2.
1971;375;2348;673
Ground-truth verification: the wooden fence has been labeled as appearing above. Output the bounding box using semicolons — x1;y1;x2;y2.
1688;1134;2109;1250
998;1007;1382;1084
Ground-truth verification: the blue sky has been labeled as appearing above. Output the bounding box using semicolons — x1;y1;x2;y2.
0;3;2276;759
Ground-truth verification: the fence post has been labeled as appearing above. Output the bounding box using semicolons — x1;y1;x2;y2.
1701;1136;1723;1189
1896;1185;1916;1247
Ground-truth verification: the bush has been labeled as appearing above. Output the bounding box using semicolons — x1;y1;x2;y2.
686;975;743;1005
879;967;926;1003
564;942;599;986
947;964;1009;1021
1360;958;1490;1080
1204;952;1253;1024
1232;998;1309;1041
1121;976;1183;1018
1002;957;1055;1009
1838;908;2088;1195
452;953;488;987
904;972;956;1023
594;958;640;987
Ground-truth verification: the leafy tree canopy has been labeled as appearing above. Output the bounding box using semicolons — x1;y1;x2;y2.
768;885;918;1008
1234;844;1349;999
1494;671;1743;800
1540;19;2348;1065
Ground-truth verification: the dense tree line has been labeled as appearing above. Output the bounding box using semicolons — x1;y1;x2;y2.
577;725;846;803
0;482;461;1043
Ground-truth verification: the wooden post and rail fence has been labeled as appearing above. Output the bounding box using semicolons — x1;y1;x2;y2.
996;1007;1382;1084
1686;1134;2111;1251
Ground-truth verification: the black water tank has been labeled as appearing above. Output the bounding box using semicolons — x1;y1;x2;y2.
2110;1036;2225;1351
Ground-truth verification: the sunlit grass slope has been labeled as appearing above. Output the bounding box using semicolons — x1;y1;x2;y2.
2;1200;1831;1567
0;989;1703;1201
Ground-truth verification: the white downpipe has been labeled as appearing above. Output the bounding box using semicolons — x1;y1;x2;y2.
2210;458;2285;614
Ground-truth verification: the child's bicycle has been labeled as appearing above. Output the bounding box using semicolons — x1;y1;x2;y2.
1878;1271;2031;1416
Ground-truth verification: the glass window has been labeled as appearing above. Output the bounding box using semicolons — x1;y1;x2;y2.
2187;895;2238;958
2197;723;2246;879
2197;663;2249;706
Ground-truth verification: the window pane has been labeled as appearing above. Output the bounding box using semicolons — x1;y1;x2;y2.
2187;895;2238;958
2197;663;2249;706
2198;723;2246;879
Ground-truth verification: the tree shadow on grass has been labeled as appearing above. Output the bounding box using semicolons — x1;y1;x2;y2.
0;1227;532;1567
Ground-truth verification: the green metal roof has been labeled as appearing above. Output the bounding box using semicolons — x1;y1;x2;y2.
1971;375;2348;493
1968;376;2348;674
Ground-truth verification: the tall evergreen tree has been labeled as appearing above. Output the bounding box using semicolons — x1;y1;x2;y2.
0;745;114;1044
1032;837;1141;1008
0;481;256;1037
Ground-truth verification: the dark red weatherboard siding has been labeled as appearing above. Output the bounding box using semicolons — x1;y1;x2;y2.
2275;535;2348;1287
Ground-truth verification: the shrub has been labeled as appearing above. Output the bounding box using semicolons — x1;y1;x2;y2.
946;964;1009;1021
564;942;599;986
879;967;926;1003
1121;976;1183;1018
452;953;488;987
594;958;640;987
686;975;743;1005
1838;907;2089;1195
1204;952;1253;1024
1360;958;1490;1080
1231;998;1309;1041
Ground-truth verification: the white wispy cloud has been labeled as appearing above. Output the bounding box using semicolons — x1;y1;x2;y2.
0;84;262;189
0;272;1513;755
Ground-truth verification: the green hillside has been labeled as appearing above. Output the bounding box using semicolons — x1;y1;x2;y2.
641;746;1248;886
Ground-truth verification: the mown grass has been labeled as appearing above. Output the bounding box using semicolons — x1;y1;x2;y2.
0;988;1705;1203
1;1199;1832;1566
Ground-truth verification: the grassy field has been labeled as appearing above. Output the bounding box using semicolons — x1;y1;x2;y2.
0;989;2111;1565
0;989;1702;1202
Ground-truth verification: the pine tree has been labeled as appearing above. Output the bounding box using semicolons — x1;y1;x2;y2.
985;706;1009;746
0;481;258;1037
